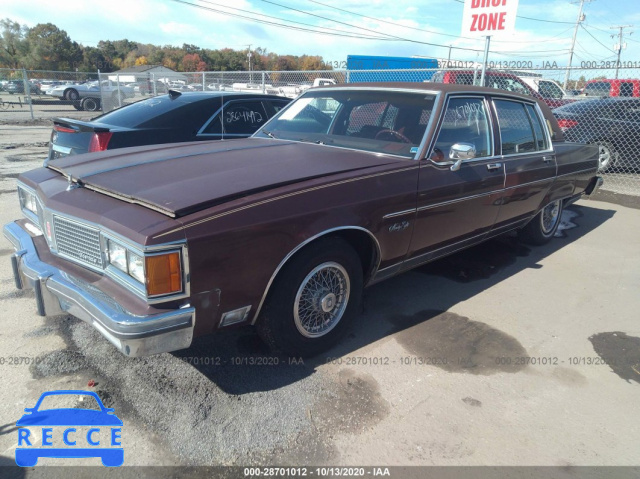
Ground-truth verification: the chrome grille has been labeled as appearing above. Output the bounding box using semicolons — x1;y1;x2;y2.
53;215;104;269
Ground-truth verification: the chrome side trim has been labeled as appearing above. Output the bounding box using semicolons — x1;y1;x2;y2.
154;166;420;238
416;176;553;213
556;167;598;178
401;217;527;271
417;189;499;212
382;209;417;219
250;225;381;325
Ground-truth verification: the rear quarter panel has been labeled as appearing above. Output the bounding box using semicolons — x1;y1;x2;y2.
551;141;599;199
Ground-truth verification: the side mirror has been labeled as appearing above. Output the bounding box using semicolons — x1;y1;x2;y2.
449;143;476;171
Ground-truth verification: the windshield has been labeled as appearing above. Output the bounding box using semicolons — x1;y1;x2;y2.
256;89;436;158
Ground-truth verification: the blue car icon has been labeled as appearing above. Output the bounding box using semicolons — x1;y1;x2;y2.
16;390;123;467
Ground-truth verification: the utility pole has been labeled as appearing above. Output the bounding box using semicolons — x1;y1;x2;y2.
564;0;592;90
247;44;253;84
611;25;633;79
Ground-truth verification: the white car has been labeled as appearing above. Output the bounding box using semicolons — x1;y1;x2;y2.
46;81;134;103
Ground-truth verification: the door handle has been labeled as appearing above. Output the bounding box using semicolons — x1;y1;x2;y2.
486;163;502;171
543;156;555;163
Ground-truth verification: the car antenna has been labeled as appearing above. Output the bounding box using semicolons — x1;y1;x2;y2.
221;91;225;141
168;89;181;100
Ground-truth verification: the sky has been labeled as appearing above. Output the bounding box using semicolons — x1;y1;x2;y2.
4;0;640;72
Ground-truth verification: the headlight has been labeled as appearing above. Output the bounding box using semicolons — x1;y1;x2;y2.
18;187;38;215
127;252;145;284
107;239;182;297
107;240;127;272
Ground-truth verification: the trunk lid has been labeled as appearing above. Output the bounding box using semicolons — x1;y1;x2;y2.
48;118;122;161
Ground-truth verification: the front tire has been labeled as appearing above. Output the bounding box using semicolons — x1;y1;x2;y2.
81;97;101;112
257;237;363;357
65;88;79;101
518;199;563;245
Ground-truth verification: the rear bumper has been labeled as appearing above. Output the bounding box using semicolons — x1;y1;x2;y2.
3;221;195;357
586;176;604;196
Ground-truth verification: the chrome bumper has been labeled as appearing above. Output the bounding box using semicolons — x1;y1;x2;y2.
3;221;195;357
586;176;604;196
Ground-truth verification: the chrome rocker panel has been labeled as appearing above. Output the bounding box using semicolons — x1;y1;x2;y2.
3;221;194;357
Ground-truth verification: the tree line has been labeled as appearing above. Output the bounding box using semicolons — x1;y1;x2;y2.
0;18;331;73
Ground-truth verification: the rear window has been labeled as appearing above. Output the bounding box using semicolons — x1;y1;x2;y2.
585;82;611;96
95;94;222;128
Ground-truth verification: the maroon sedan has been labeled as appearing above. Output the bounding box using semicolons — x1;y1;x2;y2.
4;83;601;357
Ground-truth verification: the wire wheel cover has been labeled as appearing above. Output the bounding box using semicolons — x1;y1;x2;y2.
294;262;350;338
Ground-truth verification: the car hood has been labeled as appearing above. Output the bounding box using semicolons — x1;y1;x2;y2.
47;138;403;218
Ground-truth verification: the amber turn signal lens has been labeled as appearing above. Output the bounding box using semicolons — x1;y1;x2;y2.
145;252;182;296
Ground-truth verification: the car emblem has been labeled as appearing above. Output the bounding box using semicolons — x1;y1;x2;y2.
389;221;410;233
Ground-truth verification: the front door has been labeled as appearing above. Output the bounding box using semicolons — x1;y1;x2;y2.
405;95;505;270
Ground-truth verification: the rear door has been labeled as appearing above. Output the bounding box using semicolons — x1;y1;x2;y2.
490;98;557;232
405;95;505;269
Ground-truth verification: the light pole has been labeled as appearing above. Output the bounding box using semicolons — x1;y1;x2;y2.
247;44;253;84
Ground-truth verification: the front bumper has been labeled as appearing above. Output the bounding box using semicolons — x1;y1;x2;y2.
3;221;195;357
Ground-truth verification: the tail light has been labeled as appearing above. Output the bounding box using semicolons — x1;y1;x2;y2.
88;132;113;152
557;118;578;131
53;124;76;133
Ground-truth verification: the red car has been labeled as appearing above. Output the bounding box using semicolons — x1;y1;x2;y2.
430;70;573;108
582;79;640;98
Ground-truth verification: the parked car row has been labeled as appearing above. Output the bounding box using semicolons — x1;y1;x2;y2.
553;97;640;172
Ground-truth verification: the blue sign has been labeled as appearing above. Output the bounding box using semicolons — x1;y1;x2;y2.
15;390;123;467
347;55;438;83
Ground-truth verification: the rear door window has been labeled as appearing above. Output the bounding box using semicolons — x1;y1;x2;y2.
494;99;537;155
525;104;549;150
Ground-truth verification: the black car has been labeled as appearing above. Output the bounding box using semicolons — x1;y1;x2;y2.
553;98;640;172
47;91;291;163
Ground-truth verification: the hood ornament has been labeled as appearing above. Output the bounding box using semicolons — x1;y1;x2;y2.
66;175;82;191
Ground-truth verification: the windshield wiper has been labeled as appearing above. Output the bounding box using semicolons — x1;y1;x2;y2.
262;130;277;139
296;137;328;145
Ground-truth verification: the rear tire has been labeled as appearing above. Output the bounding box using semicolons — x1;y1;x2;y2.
594;141;618;172
518;199;563;245
257;237;363;357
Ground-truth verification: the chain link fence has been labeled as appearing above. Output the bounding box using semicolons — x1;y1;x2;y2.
0;66;638;195
0;68;99;121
